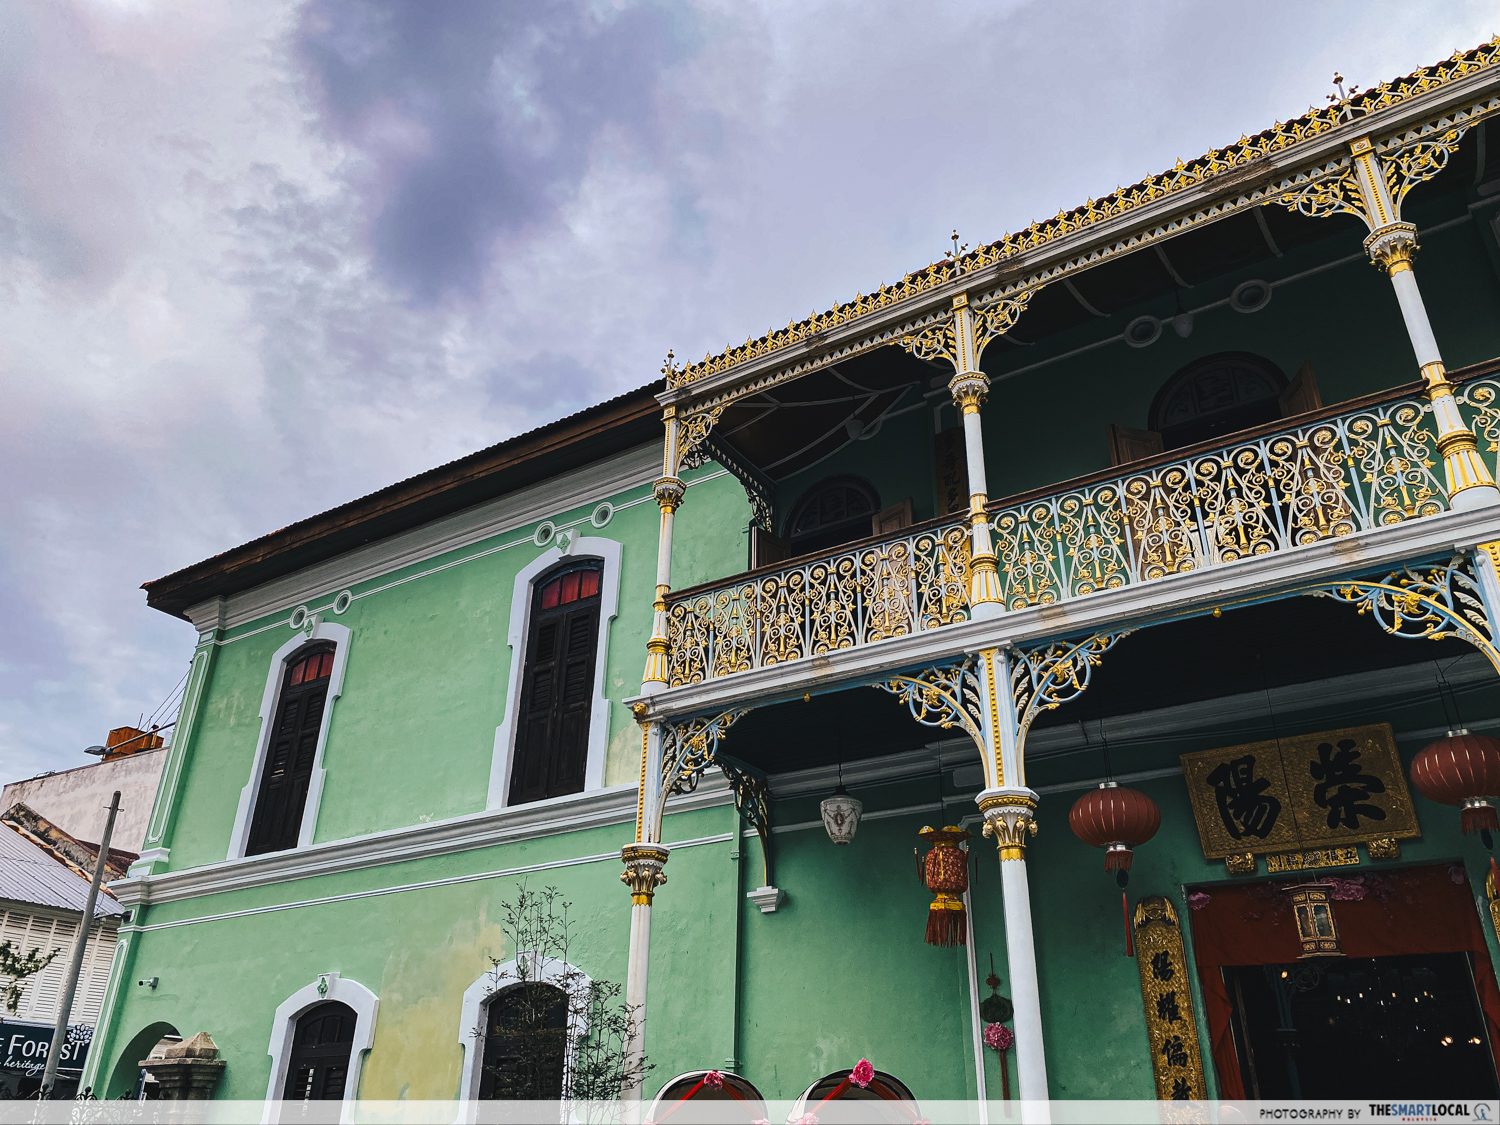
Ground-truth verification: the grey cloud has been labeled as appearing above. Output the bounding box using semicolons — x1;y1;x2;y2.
295;0;689;301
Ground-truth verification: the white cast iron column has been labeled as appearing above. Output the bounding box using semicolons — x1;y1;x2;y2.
949;293;1005;620
620;712;668;1109
975;646;1050;1120
1348;136;1499;510
642;403;684;693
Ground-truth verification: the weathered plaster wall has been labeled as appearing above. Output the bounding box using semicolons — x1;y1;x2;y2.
2;749;167;853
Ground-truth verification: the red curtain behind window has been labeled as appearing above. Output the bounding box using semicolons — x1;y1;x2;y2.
1186;863;1500;1097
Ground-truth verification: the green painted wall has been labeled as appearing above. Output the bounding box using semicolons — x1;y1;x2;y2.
90;179;1500;1105
155;465;750;872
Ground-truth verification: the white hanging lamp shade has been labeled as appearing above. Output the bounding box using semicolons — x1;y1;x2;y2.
821;784;863;845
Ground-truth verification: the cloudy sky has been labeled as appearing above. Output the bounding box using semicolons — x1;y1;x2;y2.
1;0;1495;783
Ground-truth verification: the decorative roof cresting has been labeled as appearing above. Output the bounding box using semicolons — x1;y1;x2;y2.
666;37;1500;391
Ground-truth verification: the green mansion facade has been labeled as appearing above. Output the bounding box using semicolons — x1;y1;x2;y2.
88;40;1500;1111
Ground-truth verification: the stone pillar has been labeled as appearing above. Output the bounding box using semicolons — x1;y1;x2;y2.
1348;137;1499;510
948;294;1004;620
974;646;1049;1120
137;1032;226;1100
642;406;684;694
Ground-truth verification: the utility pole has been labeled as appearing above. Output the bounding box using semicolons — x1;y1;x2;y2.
41;790;120;1098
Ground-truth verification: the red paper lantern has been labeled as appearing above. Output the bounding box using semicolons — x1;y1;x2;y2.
1070;782;1162;885
918;826;970;947
1410;731;1500;840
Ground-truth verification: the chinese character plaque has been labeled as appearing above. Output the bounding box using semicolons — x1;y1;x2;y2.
1181;723;1419;871
1134;895;1206;1101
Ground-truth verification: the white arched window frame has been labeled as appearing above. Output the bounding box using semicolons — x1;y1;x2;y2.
262;972;378;1121
488;535;622;810
455;955;592;1115
229;619;352;860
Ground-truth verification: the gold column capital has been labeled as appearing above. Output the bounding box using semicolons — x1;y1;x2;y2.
979;792;1038;861
653;476;686;514
1364;221;1418;275
950;371;989;414
621;843;669;905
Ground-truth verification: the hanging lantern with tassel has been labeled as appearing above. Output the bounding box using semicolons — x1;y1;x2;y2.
1410;729;1500;848
1069;781;1162;886
1070;781;1162;957
916;825;970;946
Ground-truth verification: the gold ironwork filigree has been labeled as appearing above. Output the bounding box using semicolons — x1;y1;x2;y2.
665;519;969;686
661;709;749;799
874;658;985;752
1011;633;1130;747
664;390;1463;687
1313;555;1500;673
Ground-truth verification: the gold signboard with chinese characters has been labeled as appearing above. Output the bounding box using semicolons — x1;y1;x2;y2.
1181;723;1419;871
1134;895;1207;1101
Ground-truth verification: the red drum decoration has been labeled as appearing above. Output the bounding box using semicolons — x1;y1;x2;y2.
1069;782;1162;885
918;826;970;947
1410;731;1500;841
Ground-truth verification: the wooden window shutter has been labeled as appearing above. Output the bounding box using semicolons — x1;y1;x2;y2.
1278;362;1324;418
750;526;792;569
1107;423;1164;467
509;563;601;805
247;645;334;857
871;499;914;536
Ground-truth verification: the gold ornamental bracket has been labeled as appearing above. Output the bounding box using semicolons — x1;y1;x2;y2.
1310;554;1500;676
1181;722;1421;875
1134;895;1207;1101
1010;631;1132;771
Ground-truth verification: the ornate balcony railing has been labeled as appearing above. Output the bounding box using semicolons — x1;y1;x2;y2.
665;368;1500;687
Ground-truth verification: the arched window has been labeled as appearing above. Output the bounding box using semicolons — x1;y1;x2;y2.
247;643;335;856
785;477;880;555
283;1001;356;1101
1148;352;1288;450
509;560;603;805
478;983;568;1099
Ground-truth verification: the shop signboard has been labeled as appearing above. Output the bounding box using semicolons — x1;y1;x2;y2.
0;1021;91;1079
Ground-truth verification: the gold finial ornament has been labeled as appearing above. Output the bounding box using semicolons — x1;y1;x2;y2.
620;843;670;905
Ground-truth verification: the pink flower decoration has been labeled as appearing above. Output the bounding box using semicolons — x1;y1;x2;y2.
1186;891;1211;911
850;1059;875;1088
983;1022;1014;1051
914;1119;932;1125
795;1115;819;1125
703;1071;724;1089
751;1120;770;1125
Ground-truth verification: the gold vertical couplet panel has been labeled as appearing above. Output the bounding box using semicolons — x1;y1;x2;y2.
1134;896;1207;1101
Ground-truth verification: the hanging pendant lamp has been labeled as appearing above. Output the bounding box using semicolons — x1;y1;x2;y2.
1410;729;1500;847
821;755;862;845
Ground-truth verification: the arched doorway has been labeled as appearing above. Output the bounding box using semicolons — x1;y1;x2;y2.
104;1021;180;1099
